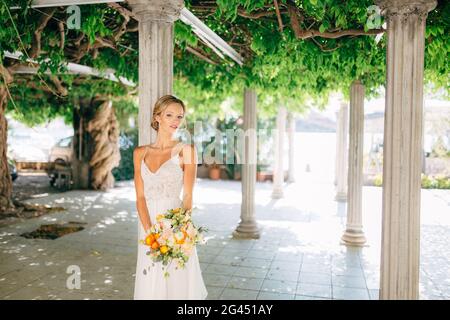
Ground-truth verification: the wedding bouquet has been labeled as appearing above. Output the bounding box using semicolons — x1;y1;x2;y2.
139;207;208;278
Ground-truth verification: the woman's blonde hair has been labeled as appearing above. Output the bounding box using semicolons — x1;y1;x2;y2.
151;95;186;131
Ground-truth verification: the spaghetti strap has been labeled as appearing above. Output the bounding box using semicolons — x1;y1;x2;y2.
175;142;184;158
142;146;148;163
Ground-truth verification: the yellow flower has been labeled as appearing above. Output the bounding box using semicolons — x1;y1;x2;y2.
172;207;181;214
156;214;164;221
160;245;169;254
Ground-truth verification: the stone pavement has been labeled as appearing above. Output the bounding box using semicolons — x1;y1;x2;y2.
0;175;449;300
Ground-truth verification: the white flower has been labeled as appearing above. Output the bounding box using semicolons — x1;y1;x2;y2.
181;245;193;256
162;219;172;229
186;224;196;238
167;237;175;247
174;231;185;241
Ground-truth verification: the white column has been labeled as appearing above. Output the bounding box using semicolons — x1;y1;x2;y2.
129;0;183;145
375;0;437;300
287;112;296;183
422;114;427;174
335;101;349;201
341;81;366;246
272;106;287;199
334;110;339;187
233;89;260;239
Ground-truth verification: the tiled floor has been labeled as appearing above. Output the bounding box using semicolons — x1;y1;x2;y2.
0;176;449;300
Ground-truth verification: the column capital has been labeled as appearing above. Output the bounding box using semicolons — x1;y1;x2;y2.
128;0;184;23
350;80;365;99
375;0;437;22
351;79;363;87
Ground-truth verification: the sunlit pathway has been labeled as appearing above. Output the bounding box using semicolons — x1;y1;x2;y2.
0;177;449;300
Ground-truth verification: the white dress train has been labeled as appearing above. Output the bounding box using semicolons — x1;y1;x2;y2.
134;144;208;300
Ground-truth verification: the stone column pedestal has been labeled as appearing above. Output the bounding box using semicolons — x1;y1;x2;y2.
233;88;260;239
341;81;366;246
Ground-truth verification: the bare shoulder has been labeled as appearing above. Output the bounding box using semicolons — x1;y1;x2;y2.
133;145;147;159
180;143;196;156
182;143;196;152
180;143;197;164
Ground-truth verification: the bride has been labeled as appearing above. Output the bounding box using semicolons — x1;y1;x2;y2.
133;95;208;300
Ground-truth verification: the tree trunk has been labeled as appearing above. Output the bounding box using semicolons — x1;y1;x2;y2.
86;99;120;190
72;97;120;190
72;97;94;189
1;64;66;219
0;84;14;212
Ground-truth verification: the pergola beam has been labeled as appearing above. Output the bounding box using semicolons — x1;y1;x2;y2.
4;51;135;86
179;8;244;65
10;0;124;9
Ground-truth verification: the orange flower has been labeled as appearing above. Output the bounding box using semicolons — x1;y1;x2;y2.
145;234;155;246
151;241;160;250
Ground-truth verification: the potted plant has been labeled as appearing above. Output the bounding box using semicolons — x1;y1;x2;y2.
257;163;272;182
204;141;223;180
224;162;242;180
208;163;222;180
208;116;243;181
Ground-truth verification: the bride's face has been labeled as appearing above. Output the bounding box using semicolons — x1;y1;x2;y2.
156;103;185;134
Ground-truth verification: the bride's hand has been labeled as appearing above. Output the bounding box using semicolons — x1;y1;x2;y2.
144;223;152;235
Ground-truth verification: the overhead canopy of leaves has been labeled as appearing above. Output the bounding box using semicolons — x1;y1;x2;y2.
0;0;448;127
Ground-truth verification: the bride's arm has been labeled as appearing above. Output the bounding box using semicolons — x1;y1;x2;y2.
182;144;198;211
133;147;152;233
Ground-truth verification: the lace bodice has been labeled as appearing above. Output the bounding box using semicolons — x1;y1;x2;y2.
140;144;184;201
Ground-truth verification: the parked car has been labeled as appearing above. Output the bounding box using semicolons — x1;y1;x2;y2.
7;157;18;181
47;136;73;187
48;136;73;164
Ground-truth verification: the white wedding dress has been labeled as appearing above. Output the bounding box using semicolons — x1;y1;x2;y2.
134;144;208;300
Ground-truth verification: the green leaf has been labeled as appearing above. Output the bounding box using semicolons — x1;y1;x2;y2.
319;24;326;33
